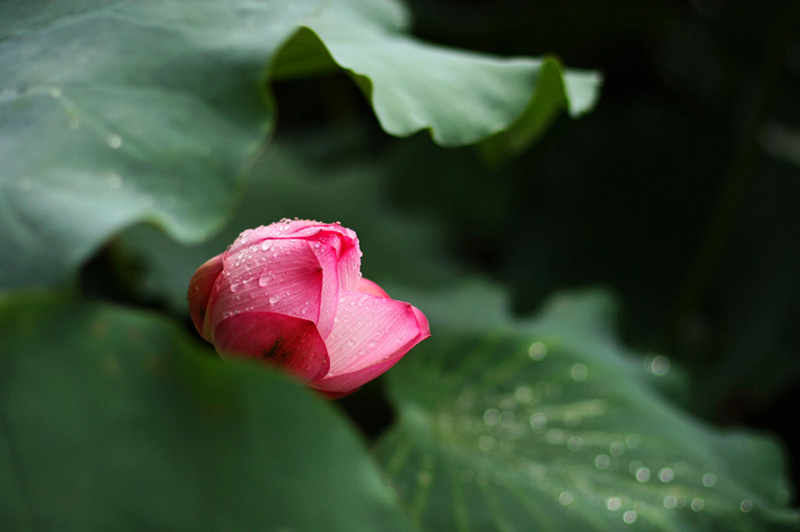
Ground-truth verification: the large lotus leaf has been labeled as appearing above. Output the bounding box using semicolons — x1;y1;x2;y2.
0;0;600;291
0;0;323;290
0;294;415;531
275;0;602;149
376;282;798;531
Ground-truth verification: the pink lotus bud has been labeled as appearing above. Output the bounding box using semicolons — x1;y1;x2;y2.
188;219;430;397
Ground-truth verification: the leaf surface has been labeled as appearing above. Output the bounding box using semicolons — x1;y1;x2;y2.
376;282;798;531
0;294;414;531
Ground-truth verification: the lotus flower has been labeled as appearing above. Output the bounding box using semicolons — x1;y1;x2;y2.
188;219;430;397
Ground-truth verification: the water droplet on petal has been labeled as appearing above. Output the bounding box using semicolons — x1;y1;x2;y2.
259;272;273;287
269;295;281;304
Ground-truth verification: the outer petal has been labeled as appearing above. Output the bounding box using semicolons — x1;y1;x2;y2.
356;277;390;298
207;239;328;339
214;311;329;381
227;219;324;253
312;291;430;394
187;253;224;342
307;229;361;292
228;220;362;293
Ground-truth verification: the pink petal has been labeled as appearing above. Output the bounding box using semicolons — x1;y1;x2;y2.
312;291;430;394
214;311;329;381
356;277;390;298
208;239;331;338
187;253;224;342
227;220;322;253
227;220;362;293
289;225;361;292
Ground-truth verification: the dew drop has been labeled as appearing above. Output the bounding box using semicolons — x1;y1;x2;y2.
106;133;122;149
609;441;625;456
740;499;753;513
258;272;273;287
594;454;611;470
483;409;500;426
648;354;671;376
606;497;622;511
664;495;677;509
635;467;651;483
558;491;574;506
567;436;584;452
529;412;547;431
571;363;589;381
622;510;637;524
260;241;273;251
691;498;705;512
702;472;717;487
230;281;241;293
658;467;675;483
515;385;533;403
269;295;281;304
528;342;547;360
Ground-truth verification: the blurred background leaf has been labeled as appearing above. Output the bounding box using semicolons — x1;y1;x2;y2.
0;0;596;290
0;294;415;532
276;0;601;148
0;0;320;289
376;281;798;530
